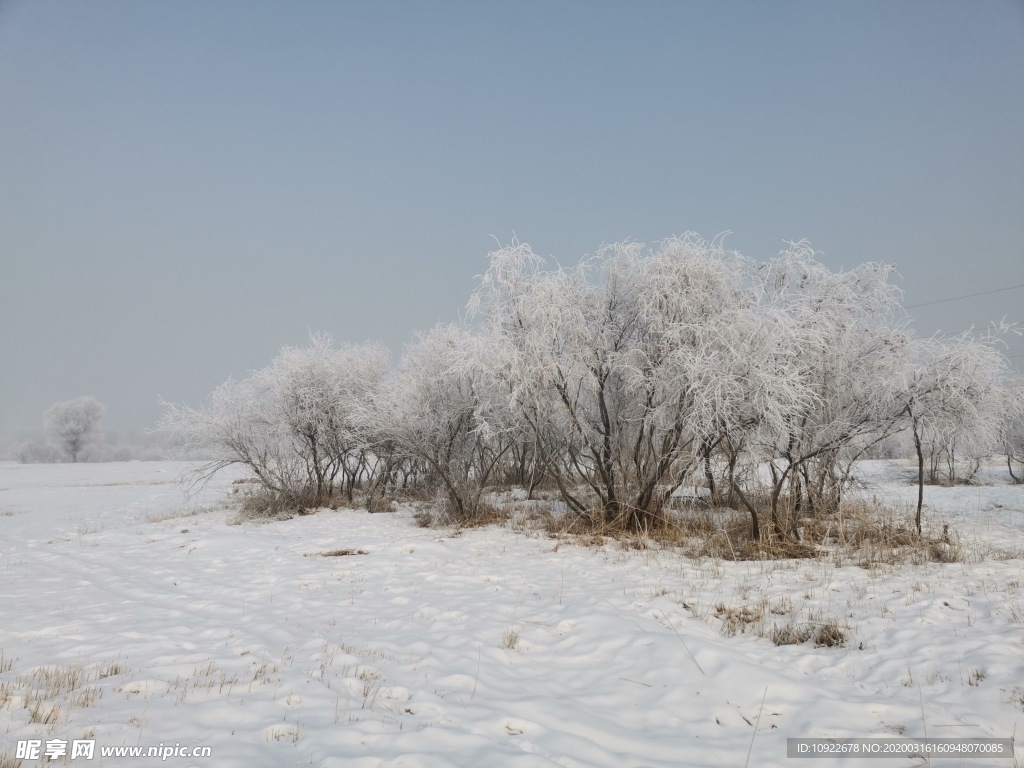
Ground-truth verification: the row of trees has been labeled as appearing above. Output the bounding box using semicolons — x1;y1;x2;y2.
160;235;1023;539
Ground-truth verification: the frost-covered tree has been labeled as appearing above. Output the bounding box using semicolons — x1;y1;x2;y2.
258;333;389;499
745;243;913;537
1005;406;1024;484
156;232;1021;541
369;323;513;522
44;396;105;463
904;332;1022;530
471;235;802;532
159;334;389;501
159;373;300;493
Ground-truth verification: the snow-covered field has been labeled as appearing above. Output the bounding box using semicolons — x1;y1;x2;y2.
1;461;1022;767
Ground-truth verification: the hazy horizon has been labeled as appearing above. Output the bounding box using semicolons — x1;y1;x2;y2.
2;0;1022;443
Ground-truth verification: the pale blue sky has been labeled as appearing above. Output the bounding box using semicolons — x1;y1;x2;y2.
1;0;1022;440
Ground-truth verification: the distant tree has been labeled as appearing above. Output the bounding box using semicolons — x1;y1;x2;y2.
44;396;105;463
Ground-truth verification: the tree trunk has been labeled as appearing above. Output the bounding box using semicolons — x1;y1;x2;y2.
913;424;925;535
703;451;717;506
732;484;760;541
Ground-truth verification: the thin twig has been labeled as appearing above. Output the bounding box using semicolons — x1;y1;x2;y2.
744;686;768;768
618;677;652;688
470;647;481;701
919;683;931;768
659;609;705;676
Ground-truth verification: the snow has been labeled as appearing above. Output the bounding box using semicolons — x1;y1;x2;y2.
1;461;1022;766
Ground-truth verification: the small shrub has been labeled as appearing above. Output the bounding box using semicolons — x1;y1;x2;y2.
11;441;64;464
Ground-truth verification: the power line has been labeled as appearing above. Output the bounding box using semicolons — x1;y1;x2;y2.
906;282;1024;309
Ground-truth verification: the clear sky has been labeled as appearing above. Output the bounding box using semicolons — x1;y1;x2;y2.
1;0;1022;442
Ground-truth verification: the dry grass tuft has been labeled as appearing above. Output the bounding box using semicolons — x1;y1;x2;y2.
671;511;719;537
812;620;848;647
769;619;847;647
4;657;131;736
365;494;397;513
501;629;519;650
146;508;201;524
811;500;966;566
266;723;306;744
771;623;813;646
96;661;129;679
426;497;512;530
536;501;823;561
233;487;340;523
1011;688;1024;711
714;602;765;637
234;488;300;522
725;537;821;561
540;506;709;550
387;484;439;504
22;661;88;699
27;698;63;725
69;685;102;708
318;549;368;557
534;491;973;569
457;500;512;529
